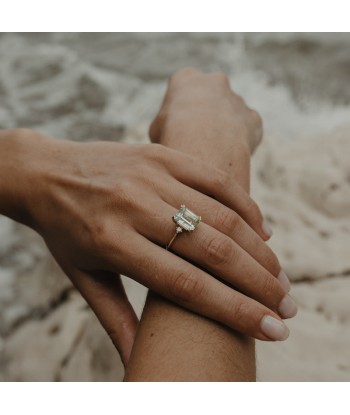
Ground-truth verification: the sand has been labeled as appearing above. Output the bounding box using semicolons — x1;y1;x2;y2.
0;33;349;381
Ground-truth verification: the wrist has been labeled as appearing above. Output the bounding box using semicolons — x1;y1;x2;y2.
0;129;49;227
151;115;251;161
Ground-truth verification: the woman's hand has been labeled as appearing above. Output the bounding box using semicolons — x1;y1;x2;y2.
0;97;294;363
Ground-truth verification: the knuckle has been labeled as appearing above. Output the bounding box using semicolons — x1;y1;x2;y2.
264;250;281;276
170;66;200;84
246;197;262;221
205;236;233;266
103;236;123;259
89;220;111;252
211;71;230;87
90;229;108;256
212;169;230;191
170;271;203;303
250;109;263;129
235;93;245;105
215;208;241;234
111;180;136;209
147;142;167;163
88;219;125;261
228;300;248;328
261;275;280;303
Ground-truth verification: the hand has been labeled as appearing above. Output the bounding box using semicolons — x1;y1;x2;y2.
150;67;263;157
0;127;291;366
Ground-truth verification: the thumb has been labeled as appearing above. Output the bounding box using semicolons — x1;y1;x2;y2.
69;269;139;366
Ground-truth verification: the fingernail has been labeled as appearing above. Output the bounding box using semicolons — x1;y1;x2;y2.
262;219;273;238
278;294;298;319
278;270;291;292
261;316;290;341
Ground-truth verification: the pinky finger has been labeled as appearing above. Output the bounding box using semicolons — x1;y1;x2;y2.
69;269;139;366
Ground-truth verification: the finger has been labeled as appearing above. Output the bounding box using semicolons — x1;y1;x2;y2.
154;146;270;240
69;270;138;366
157;177;283;280
139;200;296;319
115;232;289;342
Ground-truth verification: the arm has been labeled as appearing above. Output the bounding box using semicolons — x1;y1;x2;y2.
124;68;293;381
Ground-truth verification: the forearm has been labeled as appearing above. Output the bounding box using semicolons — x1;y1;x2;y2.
124;133;255;381
0;129;48;226
0;129;33;223
0;131;18;216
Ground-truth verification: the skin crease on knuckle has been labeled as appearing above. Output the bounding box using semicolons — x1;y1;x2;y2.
169;270;205;305
263;250;281;277
212;170;231;197
246;234;281;277
84;184;138;262
204;235;234;268
215;208;241;236
145;142;171;168
223;297;275;340
223;299;255;335
244;197;262;225
260;274;283;309
110;177;145;213
89;222;124;265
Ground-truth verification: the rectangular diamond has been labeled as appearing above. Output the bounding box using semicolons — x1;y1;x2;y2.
173;205;201;231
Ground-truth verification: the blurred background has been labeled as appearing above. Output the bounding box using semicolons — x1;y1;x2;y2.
0;33;349;381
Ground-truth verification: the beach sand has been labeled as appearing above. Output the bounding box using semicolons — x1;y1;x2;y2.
0;33;349;381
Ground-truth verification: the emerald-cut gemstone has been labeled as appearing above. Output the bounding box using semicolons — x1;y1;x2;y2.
173;205;201;232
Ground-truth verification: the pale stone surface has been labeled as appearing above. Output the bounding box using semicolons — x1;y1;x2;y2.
0;220;72;335
252;129;350;282
2;292;123;381
252;130;350;381
0;33;349;381
257;278;350;381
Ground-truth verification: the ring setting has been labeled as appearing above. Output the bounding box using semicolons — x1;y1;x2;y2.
166;205;201;250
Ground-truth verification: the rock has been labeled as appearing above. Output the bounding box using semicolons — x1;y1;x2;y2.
59;311;124;382
0;222;72;334
0;33;349;382
2;292;123;381
257;277;350;381
251;127;350;281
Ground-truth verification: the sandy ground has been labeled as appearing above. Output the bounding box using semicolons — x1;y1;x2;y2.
0;33;349;381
